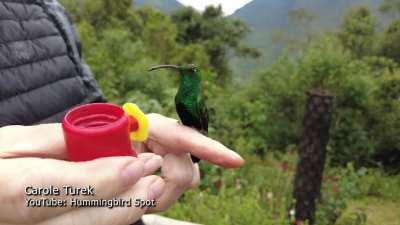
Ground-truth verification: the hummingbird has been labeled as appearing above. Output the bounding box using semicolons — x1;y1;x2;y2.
149;64;209;163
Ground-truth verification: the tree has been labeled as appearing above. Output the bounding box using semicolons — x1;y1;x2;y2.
379;0;400;17
338;6;377;58
60;0;132;28
381;20;400;63
171;6;260;84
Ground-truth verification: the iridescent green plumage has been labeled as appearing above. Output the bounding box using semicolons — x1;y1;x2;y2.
149;64;209;162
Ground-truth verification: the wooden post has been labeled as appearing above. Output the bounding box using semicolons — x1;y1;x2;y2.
293;90;333;225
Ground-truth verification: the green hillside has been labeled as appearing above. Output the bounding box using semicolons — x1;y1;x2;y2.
133;0;182;12
131;0;385;80
230;0;384;80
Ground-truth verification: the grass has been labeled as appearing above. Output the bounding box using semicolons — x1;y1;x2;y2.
336;197;400;225
161;153;400;225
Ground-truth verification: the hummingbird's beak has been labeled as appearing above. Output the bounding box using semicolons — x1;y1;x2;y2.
148;65;181;72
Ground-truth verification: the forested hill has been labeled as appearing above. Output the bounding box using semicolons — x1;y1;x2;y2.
231;0;383;32
132;0;385;80
229;0;384;80
133;0;183;12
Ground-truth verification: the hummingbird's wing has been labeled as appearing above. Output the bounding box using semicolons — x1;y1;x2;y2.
176;101;202;129
176;102;203;164
198;97;209;135
175;98;209;164
176;98;208;134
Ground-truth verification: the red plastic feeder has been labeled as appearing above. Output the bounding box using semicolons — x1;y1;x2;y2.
62;103;148;162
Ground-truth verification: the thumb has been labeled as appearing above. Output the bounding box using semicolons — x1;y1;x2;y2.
0;155;161;224
43;176;166;225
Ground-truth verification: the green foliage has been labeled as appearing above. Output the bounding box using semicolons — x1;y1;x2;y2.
60;0;132;29
213;36;396;167
379;0;400;17
335;197;400;225
61;0;218;118
58;1;400;224
381;20;400;63
335;208;367;225
63;0;399;168
338;6;377;58
164;154;296;225
133;0;182;13
316;163;400;225
316;164;365;224
206;29;399;168
171;6;260;83
296;37;350;90
163;154;400;225
369;72;400;165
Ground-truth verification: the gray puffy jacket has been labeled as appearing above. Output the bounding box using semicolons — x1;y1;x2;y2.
0;0;106;127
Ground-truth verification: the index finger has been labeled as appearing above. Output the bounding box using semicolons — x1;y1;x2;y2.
147;114;245;168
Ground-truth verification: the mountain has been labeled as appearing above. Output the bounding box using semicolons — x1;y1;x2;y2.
133;0;183;12
131;0;384;80
233;0;382;31
230;0;384;80
233;0;295;32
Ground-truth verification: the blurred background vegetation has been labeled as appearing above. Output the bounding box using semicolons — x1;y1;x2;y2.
60;0;400;224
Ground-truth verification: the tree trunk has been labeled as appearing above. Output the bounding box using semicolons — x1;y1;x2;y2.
293;89;334;225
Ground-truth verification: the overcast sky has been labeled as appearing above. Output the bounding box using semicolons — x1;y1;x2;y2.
177;0;253;15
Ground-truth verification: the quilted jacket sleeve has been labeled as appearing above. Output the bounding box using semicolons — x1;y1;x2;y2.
44;0;107;103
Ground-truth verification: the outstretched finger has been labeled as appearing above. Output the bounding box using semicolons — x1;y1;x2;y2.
147;114;244;168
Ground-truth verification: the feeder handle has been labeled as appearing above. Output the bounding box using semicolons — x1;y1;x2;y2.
123;103;149;142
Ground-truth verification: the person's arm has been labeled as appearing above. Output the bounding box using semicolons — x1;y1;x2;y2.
0;125;163;225
44;0;107;103
0;113;244;219
0;115;243;166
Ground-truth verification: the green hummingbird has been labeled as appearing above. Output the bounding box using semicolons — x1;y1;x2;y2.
149;64;209;163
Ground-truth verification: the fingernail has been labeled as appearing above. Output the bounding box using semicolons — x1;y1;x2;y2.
230;150;244;161
138;153;155;163
144;155;162;172
148;178;165;200
121;160;144;187
138;153;155;159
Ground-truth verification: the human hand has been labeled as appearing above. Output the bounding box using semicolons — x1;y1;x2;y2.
133;114;245;212
0;125;165;225
0;117;244;167
137;114;244;167
0;154;164;225
0;112;245;217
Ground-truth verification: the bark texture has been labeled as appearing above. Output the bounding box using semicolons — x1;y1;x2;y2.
293;90;334;225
